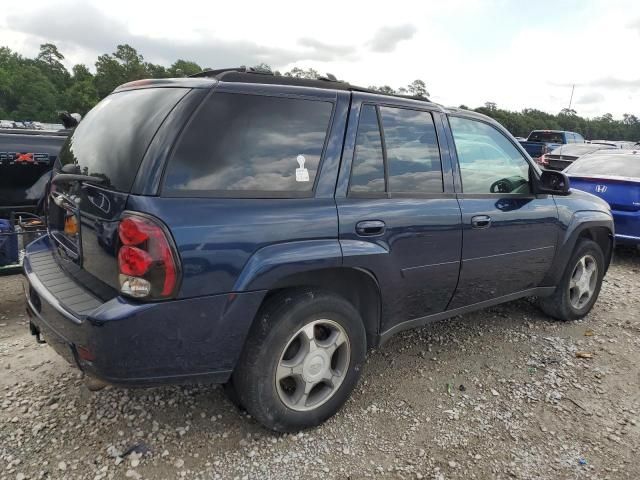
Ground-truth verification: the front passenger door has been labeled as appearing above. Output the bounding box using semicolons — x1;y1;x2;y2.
446;115;560;309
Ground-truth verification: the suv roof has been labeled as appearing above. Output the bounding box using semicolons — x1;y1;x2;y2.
112;67;501;125
191;67;434;101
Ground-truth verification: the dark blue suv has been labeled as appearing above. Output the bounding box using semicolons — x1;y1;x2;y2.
24;69;614;431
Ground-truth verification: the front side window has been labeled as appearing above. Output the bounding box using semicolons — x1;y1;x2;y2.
449;116;531;194
164;93;333;194
380;107;443;193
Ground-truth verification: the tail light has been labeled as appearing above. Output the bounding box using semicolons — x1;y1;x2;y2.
117;213;180;300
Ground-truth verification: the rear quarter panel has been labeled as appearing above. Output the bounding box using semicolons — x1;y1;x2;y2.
126;196;341;297
127;89;351;298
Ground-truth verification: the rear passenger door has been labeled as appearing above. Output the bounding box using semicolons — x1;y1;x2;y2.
336;95;462;334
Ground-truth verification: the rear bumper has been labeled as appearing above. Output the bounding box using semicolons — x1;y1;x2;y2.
24;235;266;386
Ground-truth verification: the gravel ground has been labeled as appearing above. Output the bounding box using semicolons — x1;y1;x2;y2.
1;248;639;480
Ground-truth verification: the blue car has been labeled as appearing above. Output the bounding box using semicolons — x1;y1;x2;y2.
565;150;640;246
23;68;614;431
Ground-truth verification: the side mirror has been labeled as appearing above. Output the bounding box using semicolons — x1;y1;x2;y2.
535;170;570;195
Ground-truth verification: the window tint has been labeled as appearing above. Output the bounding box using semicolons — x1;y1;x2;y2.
350;105;385;193
164;93;333;194
379;107;443;193
59;88;188;192
528;131;564;143
449;116;531;194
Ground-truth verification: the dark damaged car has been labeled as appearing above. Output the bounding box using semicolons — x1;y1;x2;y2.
24;70;614;432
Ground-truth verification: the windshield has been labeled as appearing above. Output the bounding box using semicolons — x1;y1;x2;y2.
528;131;564;143
566;154;640;178
58;87;188;192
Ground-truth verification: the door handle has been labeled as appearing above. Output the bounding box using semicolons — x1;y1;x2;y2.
471;215;492;229
355;220;386;237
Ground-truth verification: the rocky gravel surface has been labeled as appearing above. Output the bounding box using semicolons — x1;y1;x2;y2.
1;248;639;480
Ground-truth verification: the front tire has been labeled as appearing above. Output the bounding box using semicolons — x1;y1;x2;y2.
232;290;366;432
539;239;605;321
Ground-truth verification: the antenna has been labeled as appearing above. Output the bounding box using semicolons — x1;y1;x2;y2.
568;84;575;111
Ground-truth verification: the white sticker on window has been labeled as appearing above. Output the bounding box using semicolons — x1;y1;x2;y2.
295;154;310;182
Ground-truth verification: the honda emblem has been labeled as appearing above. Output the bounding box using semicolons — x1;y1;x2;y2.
595;185;607;193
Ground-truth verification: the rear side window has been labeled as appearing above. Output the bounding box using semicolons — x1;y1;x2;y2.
349;105;385;193
59;88;188;192
348;105;443;195
164;93;333;195
380;107;443;193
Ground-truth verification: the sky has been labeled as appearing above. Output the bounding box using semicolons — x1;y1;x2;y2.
1;0;639;118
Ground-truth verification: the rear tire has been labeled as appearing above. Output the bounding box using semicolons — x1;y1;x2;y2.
539;239;604;321
232;289;366;432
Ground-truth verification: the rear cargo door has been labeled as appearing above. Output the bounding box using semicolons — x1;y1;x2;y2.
48;87;189;295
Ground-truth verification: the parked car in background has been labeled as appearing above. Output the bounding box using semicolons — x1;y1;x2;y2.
540;143;616;170
0;128;69;218
589;140;639;149
519;130;585;161
589;140;618;148
24;69;613;432
566;150;640;245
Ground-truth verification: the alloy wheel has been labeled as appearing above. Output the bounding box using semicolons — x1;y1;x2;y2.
568;254;598;310
275;319;351;412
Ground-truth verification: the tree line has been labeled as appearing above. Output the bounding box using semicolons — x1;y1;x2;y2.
0;43;638;141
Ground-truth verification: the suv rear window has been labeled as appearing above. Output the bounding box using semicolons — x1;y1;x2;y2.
528;131;565;143
163;93;333;196
58;87;188;192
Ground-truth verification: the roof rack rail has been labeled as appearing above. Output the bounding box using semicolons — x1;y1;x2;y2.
189;67;432;103
190;66;274;78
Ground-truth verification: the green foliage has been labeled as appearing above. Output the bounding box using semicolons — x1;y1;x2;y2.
0;43;637;141
473;103;640;141
168;60;202;77
407;79;428;98
284;67;320;79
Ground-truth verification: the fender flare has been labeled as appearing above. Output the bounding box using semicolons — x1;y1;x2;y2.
543;210;614;285
233;239;343;292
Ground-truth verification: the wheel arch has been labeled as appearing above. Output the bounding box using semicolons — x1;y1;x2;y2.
258;267;382;348
544;210;614;285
